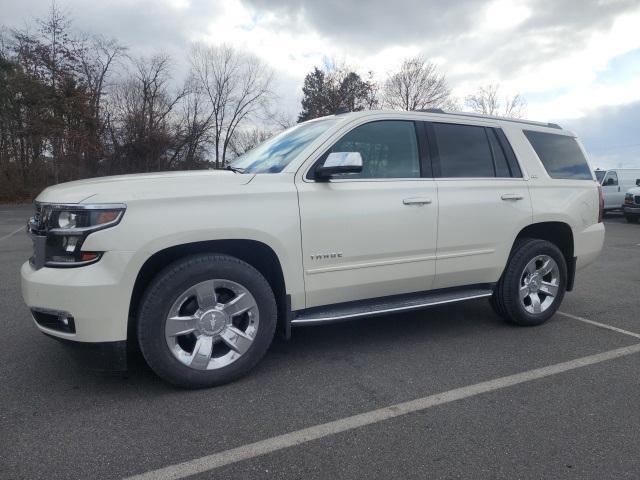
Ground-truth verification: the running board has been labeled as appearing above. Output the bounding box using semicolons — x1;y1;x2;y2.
291;286;494;326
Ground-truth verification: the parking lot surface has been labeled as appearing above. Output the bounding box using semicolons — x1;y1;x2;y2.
1;204;639;480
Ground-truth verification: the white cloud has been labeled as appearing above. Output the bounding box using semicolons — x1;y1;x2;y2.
3;0;640;125
511;9;640;120
190;0;640;122
481;0;532;31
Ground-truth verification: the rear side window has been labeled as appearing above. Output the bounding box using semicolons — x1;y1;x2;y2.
433;123;494;177
487;129;510;177
523;130;592;180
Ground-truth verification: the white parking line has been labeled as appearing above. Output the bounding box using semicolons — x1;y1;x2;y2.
0;226;24;243
124;342;640;480
558;311;640;339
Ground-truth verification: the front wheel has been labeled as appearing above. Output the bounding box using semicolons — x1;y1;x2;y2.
137;254;277;388
491;239;567;326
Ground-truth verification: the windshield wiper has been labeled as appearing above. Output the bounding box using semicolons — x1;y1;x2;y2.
225;165;245;173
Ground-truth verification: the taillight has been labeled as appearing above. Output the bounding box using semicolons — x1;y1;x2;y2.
597;184;604;223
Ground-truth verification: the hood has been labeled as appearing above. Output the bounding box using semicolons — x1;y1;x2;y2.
36;170;255;204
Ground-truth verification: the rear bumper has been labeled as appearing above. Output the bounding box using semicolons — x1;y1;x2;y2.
574;222;605;271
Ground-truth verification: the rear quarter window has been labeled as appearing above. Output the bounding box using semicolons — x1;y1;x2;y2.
523;130;592;180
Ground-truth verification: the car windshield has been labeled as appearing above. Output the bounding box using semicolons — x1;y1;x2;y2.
594;170;606;183
230;118;341;173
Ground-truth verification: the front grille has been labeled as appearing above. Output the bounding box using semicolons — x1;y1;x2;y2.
32;309;76;334
28;203;49;269
28;203;49;235
33;203;42;224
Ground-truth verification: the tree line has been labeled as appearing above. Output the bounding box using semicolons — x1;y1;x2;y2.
299;58;525;121
0;4;525;202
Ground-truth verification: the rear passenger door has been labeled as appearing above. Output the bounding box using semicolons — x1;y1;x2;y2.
426;121;533;289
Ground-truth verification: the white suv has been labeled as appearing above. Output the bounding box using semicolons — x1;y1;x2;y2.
21;109;605;388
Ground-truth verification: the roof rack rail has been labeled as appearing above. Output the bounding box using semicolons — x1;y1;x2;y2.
414;109;562;130
416;108;445;114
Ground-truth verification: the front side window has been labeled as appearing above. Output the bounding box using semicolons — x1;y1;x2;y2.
523;130;592;180
326;120;420;179
231;117;341;173
603;171;618;186
434;123;495;178
594;170;606;184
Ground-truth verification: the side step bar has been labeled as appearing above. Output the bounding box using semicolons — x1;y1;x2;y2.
291;285;494;326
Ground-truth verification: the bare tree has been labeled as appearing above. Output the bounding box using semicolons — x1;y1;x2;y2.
382;56;451;111
77;35;126;175
228;127;273;158
107;54;185;173
189;43;274;168
169;73;215;169
465;84;526;118
37;1;75;183
265;109;296;130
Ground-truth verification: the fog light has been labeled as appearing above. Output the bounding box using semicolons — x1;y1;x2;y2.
31;309;76;334
63;236;79;253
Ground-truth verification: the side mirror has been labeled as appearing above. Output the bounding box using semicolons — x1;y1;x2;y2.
315;152;363;181
604;178;615;186
636;179;640;187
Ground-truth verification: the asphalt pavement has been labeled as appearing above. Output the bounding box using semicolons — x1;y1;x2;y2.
0;204;639;480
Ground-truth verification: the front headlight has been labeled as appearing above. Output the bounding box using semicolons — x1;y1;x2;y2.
28;203;126;268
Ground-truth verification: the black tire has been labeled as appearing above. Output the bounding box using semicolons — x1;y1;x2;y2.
137;254;277;388
491;239;567;326
625;215;639;224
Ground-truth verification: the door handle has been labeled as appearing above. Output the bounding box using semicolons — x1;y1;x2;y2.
403;197;432;206
501;193;524;201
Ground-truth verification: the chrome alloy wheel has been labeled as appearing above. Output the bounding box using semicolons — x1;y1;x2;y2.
519;254;560;314
164;279;259;370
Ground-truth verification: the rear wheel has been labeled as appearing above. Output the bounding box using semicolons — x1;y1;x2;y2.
137;254;277;388
491;239;567;326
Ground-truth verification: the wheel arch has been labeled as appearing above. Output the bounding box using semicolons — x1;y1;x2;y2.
513;221;576;291
128;239;289;343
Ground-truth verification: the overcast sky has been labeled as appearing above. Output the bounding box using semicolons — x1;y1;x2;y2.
3;0;640;169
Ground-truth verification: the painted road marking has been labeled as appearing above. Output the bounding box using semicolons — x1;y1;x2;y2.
558;311;640;339
124;343;640;480
0;226;24;243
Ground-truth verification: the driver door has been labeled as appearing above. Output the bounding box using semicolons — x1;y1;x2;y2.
296;120;438;308
602;171;621;209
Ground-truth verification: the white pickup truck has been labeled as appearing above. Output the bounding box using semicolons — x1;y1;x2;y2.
21;109;605;388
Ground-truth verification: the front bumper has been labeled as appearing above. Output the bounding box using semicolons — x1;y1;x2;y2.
44;334;128;371
21;250;136;343
622;205;640;215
